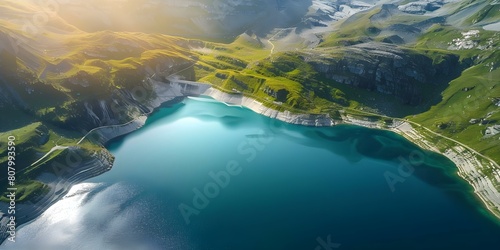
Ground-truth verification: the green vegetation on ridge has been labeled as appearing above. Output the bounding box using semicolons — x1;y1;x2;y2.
0;0;499;211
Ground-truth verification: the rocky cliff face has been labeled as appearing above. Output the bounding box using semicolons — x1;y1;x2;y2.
79;80;211;145
63;66;212;134
0;77;210;244
308;43;463;105
0;48;196;134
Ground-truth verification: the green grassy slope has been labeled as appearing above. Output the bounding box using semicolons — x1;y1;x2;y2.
0;1;200;202
189;2;500;166
0;0;499;206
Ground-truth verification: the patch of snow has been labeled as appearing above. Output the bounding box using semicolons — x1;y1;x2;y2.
398;0;461;15
311;0;337;14
310;0;376;21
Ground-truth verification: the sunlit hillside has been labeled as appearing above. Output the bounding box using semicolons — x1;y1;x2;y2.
1;1;500;245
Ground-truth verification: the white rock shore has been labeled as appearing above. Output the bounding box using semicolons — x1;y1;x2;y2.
203;88;334;126
0;80;211;243
204;86;500;219
1;79;499;244
390;122;500;218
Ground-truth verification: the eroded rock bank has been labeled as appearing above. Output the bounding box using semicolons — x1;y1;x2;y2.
390;122;500;218
203;87;333;126
78;80;210;145
2;78;499;244
204;86;500;219
340;113;500;218
0;80;210;244
0;147;114;243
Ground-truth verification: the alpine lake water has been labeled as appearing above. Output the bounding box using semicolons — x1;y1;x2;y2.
3;96;500;250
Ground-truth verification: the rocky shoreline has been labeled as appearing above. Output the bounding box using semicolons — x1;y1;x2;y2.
205;87;500;219
389;122;500;219
1;79;499;244
335;113;500;219
0;80;211;244
0;147;114;244
202;88;334;127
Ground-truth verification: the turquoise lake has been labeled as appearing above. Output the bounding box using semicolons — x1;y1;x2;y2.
3;97;500;249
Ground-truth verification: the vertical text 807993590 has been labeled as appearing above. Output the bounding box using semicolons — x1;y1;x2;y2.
5;136;17;243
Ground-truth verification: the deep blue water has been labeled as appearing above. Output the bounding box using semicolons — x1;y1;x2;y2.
3;97;500;250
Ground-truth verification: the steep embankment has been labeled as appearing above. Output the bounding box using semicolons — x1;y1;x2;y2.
1;0;499;243
187;0;500;220
0;78;211;243
308;43;464;105
0;1;211;243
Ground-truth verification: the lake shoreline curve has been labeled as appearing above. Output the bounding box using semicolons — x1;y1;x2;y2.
1;79;499;244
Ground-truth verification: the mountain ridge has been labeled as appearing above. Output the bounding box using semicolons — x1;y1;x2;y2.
0;0;499;243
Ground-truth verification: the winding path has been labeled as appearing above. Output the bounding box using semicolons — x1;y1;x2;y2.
29;145;69;167
267;29;284;55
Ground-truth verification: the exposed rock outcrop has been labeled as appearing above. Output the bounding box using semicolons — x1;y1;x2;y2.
308;43;463;105
0;147;113;243
79;80;211;145
203;87;334;126
0;80;210;244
